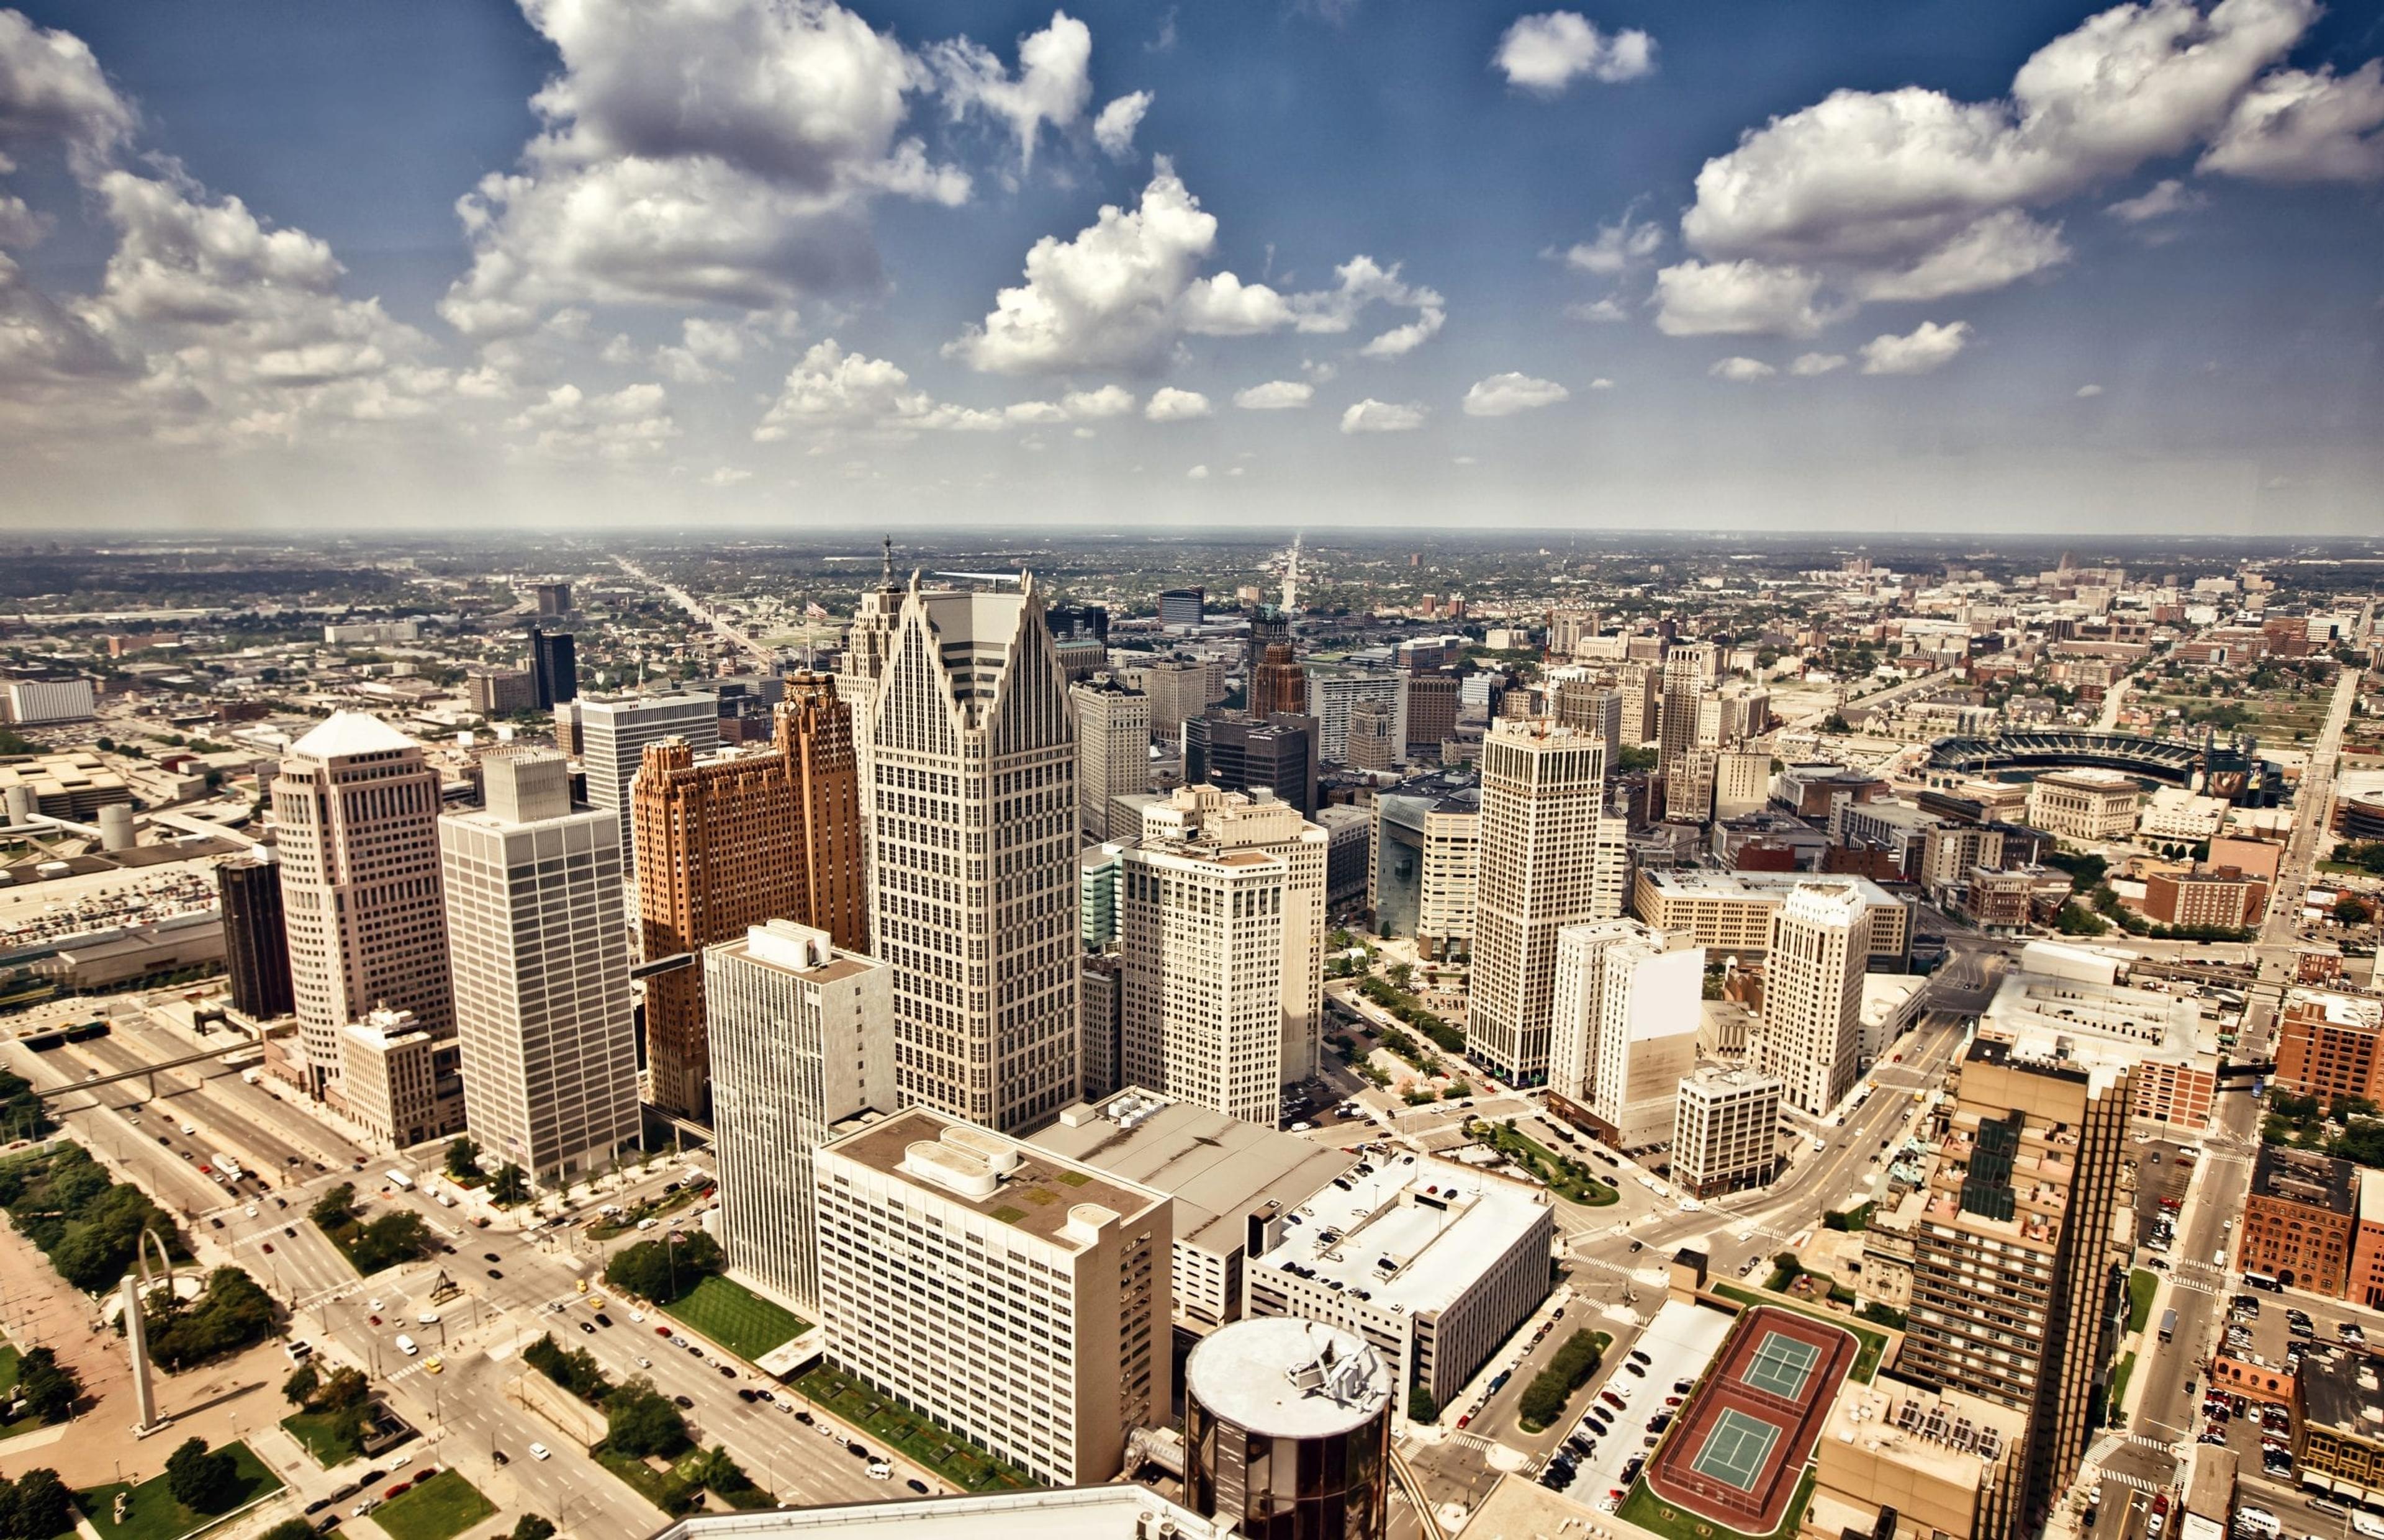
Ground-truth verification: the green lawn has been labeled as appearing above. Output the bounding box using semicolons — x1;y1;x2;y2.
661;1275;808;1361
2128;1270;2159;1335
592;1444;775;1516
76;1441;285;1540
2109;1351;2138;1421
1618;1466;1817;1540
795;1363;1036;1492
368;1469;495;1540
1712;1284;1889;1383
280;1410;364;1469
0;1341;47;1443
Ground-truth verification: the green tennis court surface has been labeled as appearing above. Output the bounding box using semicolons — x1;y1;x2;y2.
1691;1408;1782;1493
1740;1331;1821;1399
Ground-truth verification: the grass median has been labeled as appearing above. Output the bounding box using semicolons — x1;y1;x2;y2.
367;1469;495;1540
794;1362;1037;1493
279;1410;364;1469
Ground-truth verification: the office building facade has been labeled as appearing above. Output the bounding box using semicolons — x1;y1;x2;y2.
1673;1068;1782;1196
1070;675;1150;842
869;580;1081;1133
814;1109;1172;1485
272;712;454;1097
1160;588;1206;629
1468;720;1610;1085
1546;919;1703;1149
1754;881;1873;1117
439;750;640;1186
216;849;294;1020
706;920;892;1310
580;689;719;858
1121;841;1289;1126
338;1006;467;1151
528;626;577;710
1185;711;1318;818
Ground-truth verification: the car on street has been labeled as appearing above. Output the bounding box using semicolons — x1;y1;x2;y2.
530;1444;551;1461
906;1480;929;1494
487;1269;502;1279
579;1322;596;1335
674;1395;695;1408
492;1451;508;1466
485;1253;500;1262
595;1313;613;1326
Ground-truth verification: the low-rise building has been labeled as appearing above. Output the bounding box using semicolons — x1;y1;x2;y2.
2239;1146;2359;1294
1808;1378;2030;1540
336;1007;466;1151
2142;865;2269;929
1029;1088;1356;1334
1672;1068;1781;1197
2025;768;2142;842
1243;1154;1553;1418
2295;1349;2384;1505
2275;990;2384;1109
1631;868;1910;966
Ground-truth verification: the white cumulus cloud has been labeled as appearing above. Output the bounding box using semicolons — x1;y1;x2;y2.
1144;385;1211;420
1708;356;1776;382
1234;380;1313;410
1463;372;1569;416
2076;382;2106;397
2200;60;2384;182
928;10;1095;167
1654;260;1838;337
1563;213;1663;275
1858;319;1972;374
1494;12;1656;94
752;339;1010;439
2105;177;2208;221
1093;90;1153;160
1790;352;1847;376
1340;398;1425;433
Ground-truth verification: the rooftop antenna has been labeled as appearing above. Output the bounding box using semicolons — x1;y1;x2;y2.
881;534;893;588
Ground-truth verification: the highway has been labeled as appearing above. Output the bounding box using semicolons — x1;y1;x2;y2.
613;555;776;667
2253;652;2365;980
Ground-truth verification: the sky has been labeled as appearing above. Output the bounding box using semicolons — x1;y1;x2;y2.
0;0;2379;534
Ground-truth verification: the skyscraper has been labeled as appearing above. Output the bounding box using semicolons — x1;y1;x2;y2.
1252;643;1307;719
1183;712;1317;818
1070;674;1150;842
1895;1039;2133;1536
1657;642;1714;779
532;580;572;617
706;919;892;1311
1468;719;1609;1086
1121;838;1289;1126
869;577;1080;1133
1546;919;1703;1148
439;749;639;1186
1345;698;1399;772
580;689;719;860
1245;604;1289;682
631;691;867;1121
215;848;294;1020
272;712;453;1098
528;626;577;710
1754;881;1873;1117
1160;587;1206;629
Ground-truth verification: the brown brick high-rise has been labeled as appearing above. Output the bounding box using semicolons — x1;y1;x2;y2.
633;676;866;1120
1252;642;1307;719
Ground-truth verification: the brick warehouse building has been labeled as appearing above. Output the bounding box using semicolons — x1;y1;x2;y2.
2239;1146;2358;1294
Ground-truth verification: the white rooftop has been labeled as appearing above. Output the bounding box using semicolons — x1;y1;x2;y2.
1183;1317;1392;1438
1980;970;2198;1066
1250;1151;1548;1314
289;710;418;761
643;1487;1229;1540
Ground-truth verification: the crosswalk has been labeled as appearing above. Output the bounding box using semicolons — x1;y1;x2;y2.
2095;1469;2165;1495
2126;1433;2182;1455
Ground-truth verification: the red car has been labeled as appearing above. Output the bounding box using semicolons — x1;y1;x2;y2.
656;1326;672;1337
386;1484;410;1500
261;1243;274;1253
1456;1414;1471;1429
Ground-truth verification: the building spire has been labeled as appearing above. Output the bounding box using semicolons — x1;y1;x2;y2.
881;534;893;588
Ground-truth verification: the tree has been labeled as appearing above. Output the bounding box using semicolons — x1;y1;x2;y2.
603;1380;692;1459
444;1137;482;1179
316;1364;369;1411
16;1348;79;1423
511;1518;558;1540
165;1437;238;1512
2336;893;2373;926
310;1184;356;1230
489;1164;531;1206
282;1363;320;1408
349;1211;430;1272
11;1468;71;1539
604;1232;724;1305
1407;1384;1440;1423
260;1521;324;1540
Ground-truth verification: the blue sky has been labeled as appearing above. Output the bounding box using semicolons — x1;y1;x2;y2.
1;0;2378;532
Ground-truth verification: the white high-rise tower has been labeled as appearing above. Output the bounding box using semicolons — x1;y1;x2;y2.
1468;719;1610;1086
1754;881;1873;1117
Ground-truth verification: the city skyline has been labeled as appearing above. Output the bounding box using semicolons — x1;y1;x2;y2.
0;1;2378;532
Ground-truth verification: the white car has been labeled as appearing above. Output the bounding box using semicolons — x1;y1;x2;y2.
179;1123;197;1135
628;1310;644;1323
529;1443;552;1461
867;1462;892;1481
638;1357;652;1369
244;1204;260;1218
368;1298;384;1312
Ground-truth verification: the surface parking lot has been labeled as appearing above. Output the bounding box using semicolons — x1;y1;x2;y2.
1540;1299;1732;1510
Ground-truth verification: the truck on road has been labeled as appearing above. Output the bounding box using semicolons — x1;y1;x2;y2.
2159;1308;2179;1343
386;1170;415;1192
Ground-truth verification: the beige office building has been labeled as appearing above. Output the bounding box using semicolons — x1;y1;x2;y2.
1546;919;1703;1149
2025;768;2143;842
1470;719;1611;1085
1138;786;1328;1086
1673;1068;1782;1196
1069;675;1149;842
1632;869;1911;965
438;750;639;1186
1887;1038;2134;1538
1121;840;1288;1127
814;1108;1172;1485
273;712;454;1099
1714;748;1772;819
338;1006;466;1151
706;920;892;1311
869;579;1080;1134
1754;881;1873;1117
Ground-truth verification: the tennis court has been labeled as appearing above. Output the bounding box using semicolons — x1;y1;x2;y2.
1689;1408;1783;1493
1740;1330;1820;1400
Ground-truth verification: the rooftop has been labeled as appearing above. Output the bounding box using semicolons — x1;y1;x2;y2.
824;1106;1165;1249
2250;1146;2359;1218
1979;970;2199;1067
1821;1377;2027;1484
1247;1150;1548;1315
643;1485;1230;1540
2296;1349;2384;1438
1183;1317;1393;1438
288;709;420;761
1641;869;1899;907
1030;1089;1356;1262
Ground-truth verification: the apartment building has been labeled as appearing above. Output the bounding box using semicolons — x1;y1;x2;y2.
706;920;892;1311
1754;883;1872;1117
1370;780;1481;961
439;750;639;1185
2275;990;2384;1108
813;1108;1172;1485
1307;670;1408;764
1889;1039;2133;1538
1470;719;1612;1086
1545;919;1702;1150
272;711;454;1098
2025;768;2142;842
1673;1068;1782;1196
2142;866;2269;929
1244;1155;1553;1416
